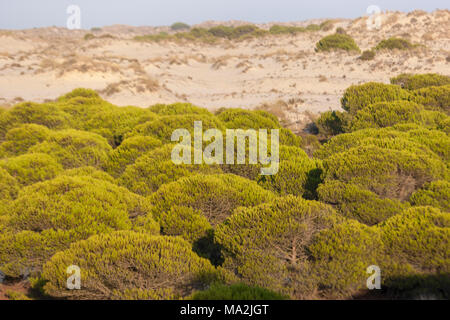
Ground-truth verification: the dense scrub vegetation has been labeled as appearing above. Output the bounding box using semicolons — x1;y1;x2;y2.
315;33;360;53
0;76;448;300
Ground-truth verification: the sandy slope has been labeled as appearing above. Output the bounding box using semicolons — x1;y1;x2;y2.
0;10;449;132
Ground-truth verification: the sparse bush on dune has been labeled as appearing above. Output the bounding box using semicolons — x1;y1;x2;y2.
375;37;418;51
0;175;157;278
391;73;450;90
29;129;112;169
315;33;360;53
269;25;306;35
359;50;375;61
41;232;218;299
171;22;190;31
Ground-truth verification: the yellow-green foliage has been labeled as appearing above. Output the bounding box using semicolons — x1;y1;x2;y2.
269;25;306;35
0;153;63;186
41;232;218;299
350;100;448;131
192;282;288;300
149;102;212;116
60;166;116;184
118;144;221;196
411;85;450;114
318;181;409;225
0;124;50;158
215;196;341;298
375;37;418;50
409;180;450;211
341;82;411;115
104;135;163;177
308;220;384;295
380;206;449;274
0;167;19;201
0;175;157;277
315;33;360;52
0;102;72;139
391;73;450;90
127;114;225;143
150;174;275;242
217;108;281;129
314;125;450;163
29;129;112;169
316;110;350;136
322;145;448;200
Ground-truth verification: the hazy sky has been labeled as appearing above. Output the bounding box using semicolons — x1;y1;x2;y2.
0;0;448;29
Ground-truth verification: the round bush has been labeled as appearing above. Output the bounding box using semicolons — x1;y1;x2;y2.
0;175;157;277
149;103;211;116
29;129;112;169
315;34;360;52
215;196;341;298
409;180;450;211
391;73;450;90
0;153;63;186
0;124;50;158
150;174;275;242
41;232;218;299
0;167;19;201
192;283;287;300
341;82;411;115
104;135;163;177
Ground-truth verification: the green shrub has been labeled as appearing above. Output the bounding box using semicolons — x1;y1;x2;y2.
171;22;190;31
308;220;384;295
41;232;218;299
341;82;411;115
391;73;450;90
0;153;63;186
350;100;447;131
0;102;72;139
57;88;101;101
60;166;116;184
411;85;450;114
380;206;449;273
409;180;450;211
84;33;95;40
316;110;350;136
0;167;19;201
118;144;222;196
322;145;448;200
104;135;163;177
192;283;287;300
375;37;417;50
269;25;306;35
149;103;211;116
314;126;450;163
315;34;360;52
127;114;225;143
217;108;280;129
29;129;112;169
150;174;275;243
318;180;409;225
0;175;157;277
215;196;341;298
0;124;50;158
359;50;376;61
305;24;320;31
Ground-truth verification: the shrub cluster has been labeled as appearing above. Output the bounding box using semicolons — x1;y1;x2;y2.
315;33;360;53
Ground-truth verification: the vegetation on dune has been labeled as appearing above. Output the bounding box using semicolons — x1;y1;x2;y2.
41;232;218;299
391;73;450;90
170;22;190;31
315;33;360;53
375;37;419;51
0;76;448;300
